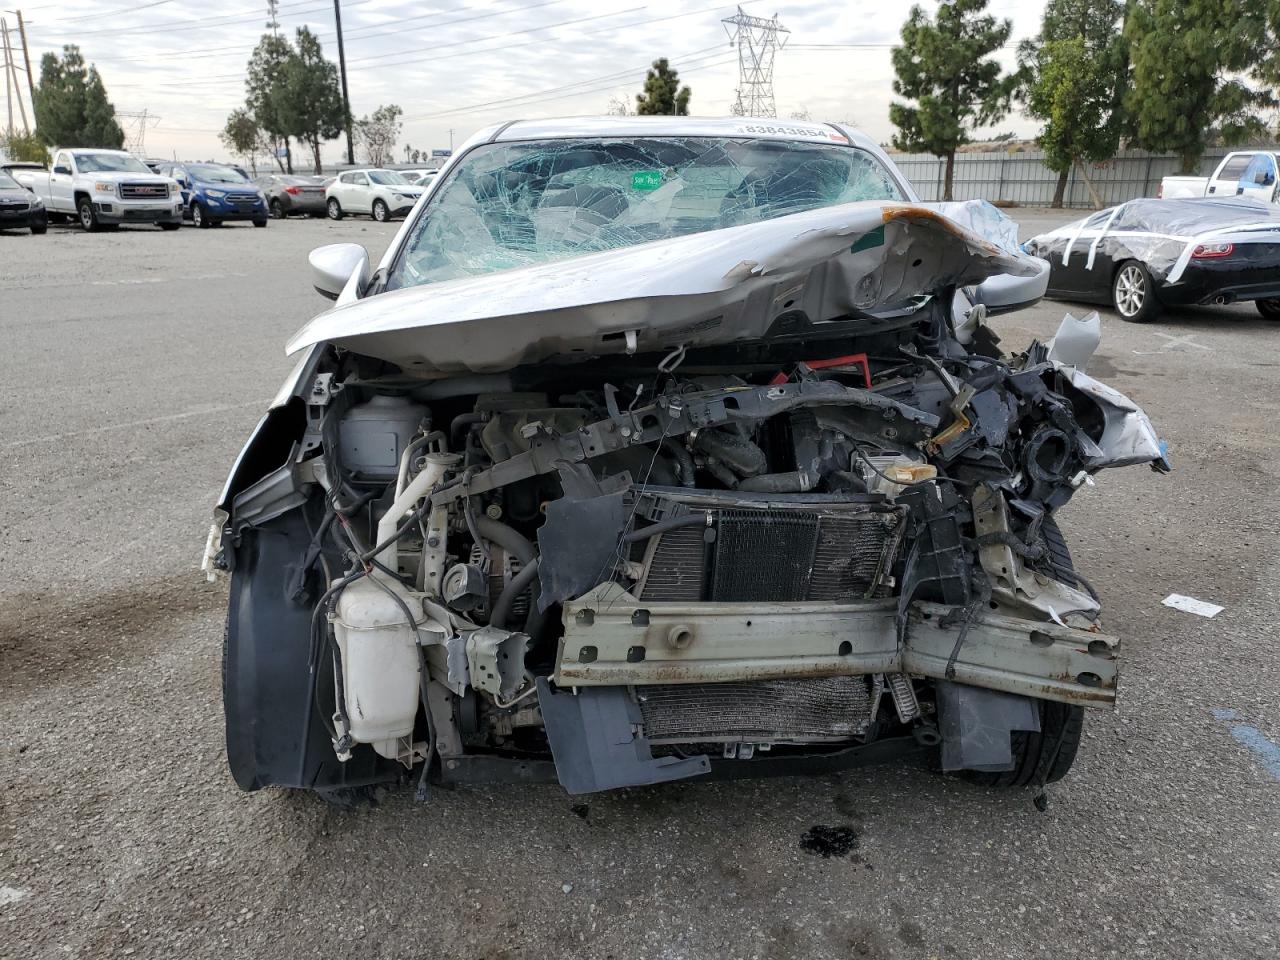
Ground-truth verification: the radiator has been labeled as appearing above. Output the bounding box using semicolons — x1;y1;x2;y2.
638;507;898;603
636;677;876;744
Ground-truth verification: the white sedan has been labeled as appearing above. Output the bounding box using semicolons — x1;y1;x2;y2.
325;168;424;222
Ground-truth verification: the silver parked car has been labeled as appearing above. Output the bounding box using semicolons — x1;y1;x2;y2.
208;117;1166;801
254;174;328;219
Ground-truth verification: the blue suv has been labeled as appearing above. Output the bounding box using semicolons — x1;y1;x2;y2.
159;162;269;228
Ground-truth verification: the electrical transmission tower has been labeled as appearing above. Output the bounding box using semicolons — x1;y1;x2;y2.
117;110;159;156
722;7;789;118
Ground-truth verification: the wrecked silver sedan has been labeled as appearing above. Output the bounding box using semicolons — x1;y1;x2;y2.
207;118;1166;799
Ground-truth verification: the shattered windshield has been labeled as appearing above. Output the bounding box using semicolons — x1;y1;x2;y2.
386;136;905;289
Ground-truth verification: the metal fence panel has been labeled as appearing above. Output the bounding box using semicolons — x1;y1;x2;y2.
887;147;1280;207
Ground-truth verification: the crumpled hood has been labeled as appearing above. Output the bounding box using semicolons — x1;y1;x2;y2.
287;199;1044;374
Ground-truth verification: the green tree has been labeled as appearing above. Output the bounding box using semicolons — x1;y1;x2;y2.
1126;0;1270;173
1;132;50;165
1019;0;1128;208
355;104;402;166
220;108;273;175
245;33;295;172
32;45;124;148
635;58;691;116
889;0;1016;200
277;27;347;173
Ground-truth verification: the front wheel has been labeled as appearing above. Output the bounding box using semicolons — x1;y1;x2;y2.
77;196;100;232
269;199;285;219
30;221;47;235
372;199;389;222
962;698;1085;787
327;198;343;220
191;203;210;229
253;219;268;228
1112;261;1161;323
159;222;181;231
1256;298;1280;321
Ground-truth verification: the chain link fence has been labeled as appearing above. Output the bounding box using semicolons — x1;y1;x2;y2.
889;147;1280;208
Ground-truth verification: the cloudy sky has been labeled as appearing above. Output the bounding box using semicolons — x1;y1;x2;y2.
9;0;1047;164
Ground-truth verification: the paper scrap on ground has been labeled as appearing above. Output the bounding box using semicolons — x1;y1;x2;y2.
0;886;30;906
1162;594;1224;619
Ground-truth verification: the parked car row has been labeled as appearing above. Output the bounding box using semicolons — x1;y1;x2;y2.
1;150;439;235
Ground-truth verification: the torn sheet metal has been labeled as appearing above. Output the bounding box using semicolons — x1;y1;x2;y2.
287;200;1042;373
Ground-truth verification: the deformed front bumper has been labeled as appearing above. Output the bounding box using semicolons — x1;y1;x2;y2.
556;586;1118;707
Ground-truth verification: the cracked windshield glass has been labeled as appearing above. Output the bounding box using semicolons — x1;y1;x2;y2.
387;136;904;289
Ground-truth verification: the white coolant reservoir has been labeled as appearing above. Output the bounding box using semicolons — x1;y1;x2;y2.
333;576;427;763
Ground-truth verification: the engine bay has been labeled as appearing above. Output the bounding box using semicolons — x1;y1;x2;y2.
213;290;1166;796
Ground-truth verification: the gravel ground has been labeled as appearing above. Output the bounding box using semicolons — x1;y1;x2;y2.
1;208;1278;960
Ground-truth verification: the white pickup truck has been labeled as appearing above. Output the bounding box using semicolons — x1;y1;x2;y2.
1159;151;1280;203
14;147;184;231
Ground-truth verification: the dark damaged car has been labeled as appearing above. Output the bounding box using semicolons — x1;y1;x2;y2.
206;118;1166;800
1024;197;1280;322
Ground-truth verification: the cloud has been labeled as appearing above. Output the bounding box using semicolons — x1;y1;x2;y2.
16;0;1046;163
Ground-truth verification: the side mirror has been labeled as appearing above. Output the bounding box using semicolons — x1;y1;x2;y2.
970;257;1050;316
309;243;370;301
53;164;71;176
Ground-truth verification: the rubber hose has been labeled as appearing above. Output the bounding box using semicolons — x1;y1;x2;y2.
492;557;540;629
662;439;697;487
622;513;709;543
693;429;767;476
736;467;819;493
473;515;536;565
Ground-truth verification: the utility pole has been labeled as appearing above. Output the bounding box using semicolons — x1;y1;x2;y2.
333;0;355;165
2;18;12;140
722;7;789;118
15;10;34;107
1;17;24;137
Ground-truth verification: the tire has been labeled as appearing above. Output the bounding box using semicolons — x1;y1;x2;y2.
253;219;268;228
269;199;285;219
191;202;209;229
1112;260;1161;322
77;196;100;232
1256;298;1280;321
962;513;1086;787
327;198;343;220
30;222;47;235
962;699;1085;787
372;199;390;222
159;222;181;231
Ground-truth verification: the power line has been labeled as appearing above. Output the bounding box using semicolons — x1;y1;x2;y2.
400;45;731;122
722;5;787;118
49;0;177;24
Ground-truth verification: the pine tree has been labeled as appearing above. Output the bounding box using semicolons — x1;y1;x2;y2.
635;59;691;116
32;45;124;149
277;27;347;173
889;0;1015;200
1126;0;1269;173
246;33;295;172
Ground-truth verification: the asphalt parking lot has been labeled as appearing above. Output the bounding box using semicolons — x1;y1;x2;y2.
2;209;1278;960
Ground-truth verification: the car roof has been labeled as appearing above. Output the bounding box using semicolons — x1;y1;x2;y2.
484;115;864;148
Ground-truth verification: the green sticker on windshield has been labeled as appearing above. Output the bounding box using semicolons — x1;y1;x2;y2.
850;226;885;254
631;170;663;191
